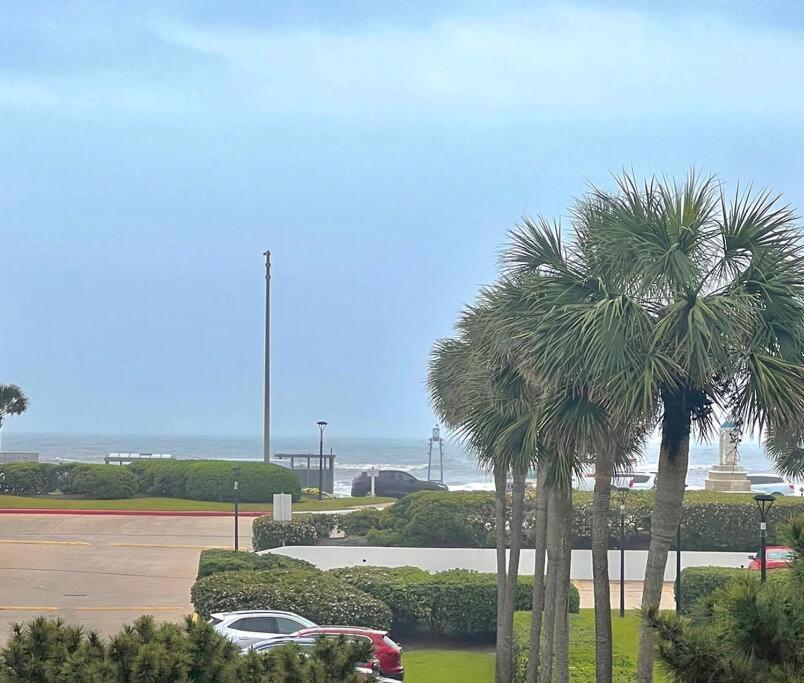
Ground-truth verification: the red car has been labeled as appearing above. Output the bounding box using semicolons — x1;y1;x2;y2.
747;546;794;571
294;626;404;680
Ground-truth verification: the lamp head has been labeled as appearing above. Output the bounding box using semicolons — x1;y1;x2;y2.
316;420;328;431
753;493;776;519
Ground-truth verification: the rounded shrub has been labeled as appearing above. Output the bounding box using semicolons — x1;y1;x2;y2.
295;513;339;539
339;507;384;536
329;566;431;624
191;569;392;630
197;549;313;579
252;516;317;550
64;465;139;499
0;462;61;495
127;460;190;498
184;461;301;503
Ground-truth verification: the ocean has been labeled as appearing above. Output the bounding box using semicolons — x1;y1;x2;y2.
0;432;784;496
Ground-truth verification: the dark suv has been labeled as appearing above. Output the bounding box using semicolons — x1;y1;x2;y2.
351;470;448;498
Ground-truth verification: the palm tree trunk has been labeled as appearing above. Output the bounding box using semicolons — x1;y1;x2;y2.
592;449;615;683
539;487;559;683
552;485;573;683
494;464;509;683
636;395;690;682
526;466;549;683
500;466;527;682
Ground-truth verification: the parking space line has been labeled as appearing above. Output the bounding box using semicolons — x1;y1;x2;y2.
75;607;189;612
0;606;59;611
0;539;91;546
109;543;229;550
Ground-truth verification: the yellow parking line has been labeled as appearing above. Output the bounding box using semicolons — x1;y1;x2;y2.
0;539;91;546
75;607;189;612
0;606;59;611
109;543;228;550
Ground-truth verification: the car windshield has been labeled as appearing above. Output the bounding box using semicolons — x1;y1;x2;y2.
766;550;792;561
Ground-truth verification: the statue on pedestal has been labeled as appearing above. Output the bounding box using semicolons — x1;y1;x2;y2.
704;417;752;492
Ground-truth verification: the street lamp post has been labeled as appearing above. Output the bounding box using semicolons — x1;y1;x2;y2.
616;486;630;618
753;493;776;583
233;466;241;551
675;521;682;614
317;421;328;500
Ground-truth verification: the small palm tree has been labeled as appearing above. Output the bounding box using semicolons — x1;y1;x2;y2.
0;384;29;450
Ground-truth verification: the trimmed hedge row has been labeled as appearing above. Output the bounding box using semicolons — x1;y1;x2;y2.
346;490;804;552
191;569;393;630
253;517;319;550
129;460;301;503
0;460;301;503
330;566;579;636
196;549;313;578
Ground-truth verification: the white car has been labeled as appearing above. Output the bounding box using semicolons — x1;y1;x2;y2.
747;473;799;497
210;610;316;648
574;472;656;492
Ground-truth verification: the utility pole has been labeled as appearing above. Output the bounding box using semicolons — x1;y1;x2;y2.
263;251;271;463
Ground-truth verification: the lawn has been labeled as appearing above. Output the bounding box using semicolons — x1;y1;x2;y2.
0;494;393;512
405;649;495;683
410;610;668;682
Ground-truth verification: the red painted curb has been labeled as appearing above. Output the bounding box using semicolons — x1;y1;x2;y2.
0;508;271;517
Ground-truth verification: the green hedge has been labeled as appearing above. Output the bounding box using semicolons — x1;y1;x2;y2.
0;462;73;495
329;566;579;636
196;549;313;579
252;517;318;550
191;569;393;630
677;565;791;616
127;460;190;497
346;490;804;552
183;461;300;503
62;464;139;499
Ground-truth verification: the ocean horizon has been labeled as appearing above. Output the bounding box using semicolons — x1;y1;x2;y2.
0;431;786;496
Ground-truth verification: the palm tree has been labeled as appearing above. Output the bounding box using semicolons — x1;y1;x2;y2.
498;172;804;680
0;384;29;451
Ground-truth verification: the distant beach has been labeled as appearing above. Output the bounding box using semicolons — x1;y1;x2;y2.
1;432;782;496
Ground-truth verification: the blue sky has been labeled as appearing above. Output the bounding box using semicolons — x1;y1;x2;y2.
3;1;804;439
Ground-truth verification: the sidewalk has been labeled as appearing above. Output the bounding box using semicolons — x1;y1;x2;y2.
573;580;676;610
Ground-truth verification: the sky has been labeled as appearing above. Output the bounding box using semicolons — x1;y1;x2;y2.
3;1;804;439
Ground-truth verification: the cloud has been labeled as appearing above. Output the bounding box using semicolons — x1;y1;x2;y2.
3;5;804;120
151;5;804;119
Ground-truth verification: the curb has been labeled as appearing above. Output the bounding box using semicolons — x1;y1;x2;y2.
0;509;271;517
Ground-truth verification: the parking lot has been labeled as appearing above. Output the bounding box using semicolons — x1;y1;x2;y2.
0;513;248;639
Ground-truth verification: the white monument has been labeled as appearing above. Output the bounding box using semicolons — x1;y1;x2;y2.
704;418;751;492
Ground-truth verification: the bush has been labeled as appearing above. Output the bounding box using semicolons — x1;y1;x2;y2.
196;549;313;579
127;460;190;498
63;465;139;499
252;517;318;550
191;569;392;630
0;462;72;495
677;565;789;616
329;566;580;636
184;461;301;503
339;507;383;536
296;513;339;539
0;614;370;682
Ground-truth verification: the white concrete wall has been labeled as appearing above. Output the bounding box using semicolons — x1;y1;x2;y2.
263;546;753;581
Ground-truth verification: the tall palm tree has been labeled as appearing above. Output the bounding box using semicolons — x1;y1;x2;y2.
498;172;804;680
428;322;539;683
0;384;29;451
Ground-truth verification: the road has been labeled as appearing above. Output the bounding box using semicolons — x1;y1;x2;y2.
0;513;246;639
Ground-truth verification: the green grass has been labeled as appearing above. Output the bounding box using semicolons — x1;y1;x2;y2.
405;649;495;683
408;609;668;682
0;494;393;512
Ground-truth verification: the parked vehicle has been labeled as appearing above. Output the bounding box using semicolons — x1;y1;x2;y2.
747;546;794;571
249;636;396;681
210;610;316;648
293;626;404;680
747;473;798;496
351;469;447;498
573;471;656;492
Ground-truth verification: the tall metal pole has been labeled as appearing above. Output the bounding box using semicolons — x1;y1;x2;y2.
233;467;240;551
318;427;324;500
675;522;682;613
760;519;767;583
263;251;271;463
